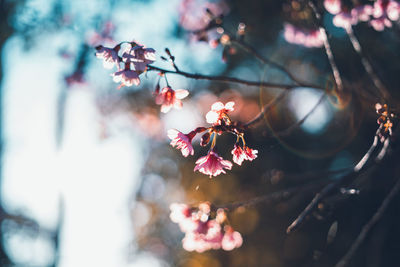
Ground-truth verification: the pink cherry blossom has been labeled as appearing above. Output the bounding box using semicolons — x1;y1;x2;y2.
168;129;195;157
206;101;235;124
170;202;243;252
231;144;258;165
369;0;400;30
194;151;232;177
112;69;140;88
283;24;323;48
351;5;373;22
244;146;258;161
221;226;243;251
122;44;156;73
231;144;246;165
170;203;198;232
182;220;223;252
155;87;189;113
179;0;229;31
324;0;342;14
95;45;120;69
333;12;356;29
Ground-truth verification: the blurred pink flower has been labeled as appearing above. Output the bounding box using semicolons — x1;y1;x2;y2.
194;151;232;177
324;0;342;15
283;24;323;48
179;0;229;31
370;0;399;30
168;129;195;157
155;87;189;113
351;5;373;22
370;16;393;31
112;69;141;88
206;101;234;124
221;226;243;251
95;45;120;69
333;11;356;29
170;203;243;252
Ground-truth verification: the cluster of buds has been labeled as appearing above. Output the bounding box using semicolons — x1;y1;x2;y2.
168;101;258;177
376;103;395;142
324;0;400;31
95;42;156;89
169;202;243;252
283;23;324;48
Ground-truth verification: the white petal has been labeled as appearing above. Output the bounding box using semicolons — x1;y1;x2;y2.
211;101;224;111
175;89;189;99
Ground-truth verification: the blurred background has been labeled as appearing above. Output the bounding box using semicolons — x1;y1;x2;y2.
0;0;399;266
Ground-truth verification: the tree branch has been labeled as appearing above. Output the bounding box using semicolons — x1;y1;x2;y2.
345;26;390;100
308;1;344;93
286;126;385;233
147;65;314;90
334;177;400;267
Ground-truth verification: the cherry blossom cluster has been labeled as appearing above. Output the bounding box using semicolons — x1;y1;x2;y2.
169;202;243;252
95;42;156;88
168;101;258;177
283;23;324;48
375;103;395;142
96;42;190;113
324;0;400;31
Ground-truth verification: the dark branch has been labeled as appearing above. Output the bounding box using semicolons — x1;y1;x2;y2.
147;65;316;90
286;126;386;233
334;177;400;267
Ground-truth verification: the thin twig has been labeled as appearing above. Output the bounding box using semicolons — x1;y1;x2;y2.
147;65;311;90
230;37;317;88
275;92;327;137
308;1;344;92
217;181;324;211
345;27;390;100
334;177;400;267
244;90;289;128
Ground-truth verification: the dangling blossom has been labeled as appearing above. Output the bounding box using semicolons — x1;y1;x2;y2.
170;202;243;252
112;68;141;88
95;45;121;69
244;146;258;161
194;150;232;177
155;86;189;113
231;144;258;165
206;101;235;124
168;129;195;157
